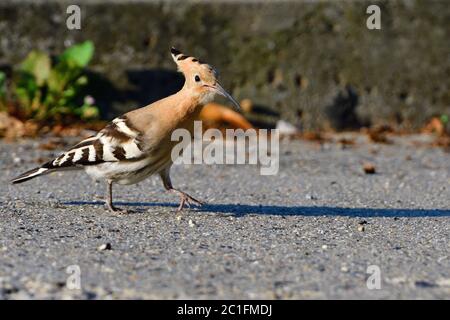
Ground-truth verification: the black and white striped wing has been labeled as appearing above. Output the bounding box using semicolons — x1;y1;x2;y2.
48;116;145;169
10;116;146;184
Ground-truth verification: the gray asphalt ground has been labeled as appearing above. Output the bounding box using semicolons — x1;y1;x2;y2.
0;133;449;299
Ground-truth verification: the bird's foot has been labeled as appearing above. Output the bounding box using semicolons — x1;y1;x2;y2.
106;203;130;214
171;189;204;212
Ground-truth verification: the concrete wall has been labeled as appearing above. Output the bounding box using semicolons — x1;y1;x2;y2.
0;0;448;130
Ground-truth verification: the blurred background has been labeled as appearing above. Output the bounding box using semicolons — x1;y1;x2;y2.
0;0;448;138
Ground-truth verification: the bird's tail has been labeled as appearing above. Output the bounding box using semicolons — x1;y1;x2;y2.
11;164;51;184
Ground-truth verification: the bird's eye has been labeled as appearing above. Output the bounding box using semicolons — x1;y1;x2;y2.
194;75;201;82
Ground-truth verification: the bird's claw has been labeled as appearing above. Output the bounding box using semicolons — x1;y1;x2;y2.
176;191;203;212
106;204;130;214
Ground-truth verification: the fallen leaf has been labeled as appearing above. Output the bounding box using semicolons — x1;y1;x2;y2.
422;117;445;136
363;125;393;144
200;102;253;130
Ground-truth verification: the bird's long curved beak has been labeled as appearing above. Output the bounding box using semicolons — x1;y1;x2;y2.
212;83;241;110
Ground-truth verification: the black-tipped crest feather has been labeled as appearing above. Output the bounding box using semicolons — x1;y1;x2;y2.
170;47;181;56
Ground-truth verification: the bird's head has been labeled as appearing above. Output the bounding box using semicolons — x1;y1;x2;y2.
170;47;240;109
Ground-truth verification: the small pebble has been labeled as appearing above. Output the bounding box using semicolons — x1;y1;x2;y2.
97;243;112;251
363;163;376;174
188;219;196;228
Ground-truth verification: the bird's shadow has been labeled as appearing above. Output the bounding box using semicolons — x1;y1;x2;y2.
62;201;450;218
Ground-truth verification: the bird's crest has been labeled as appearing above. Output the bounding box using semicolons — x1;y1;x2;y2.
169;47;240;110
170;47;217;77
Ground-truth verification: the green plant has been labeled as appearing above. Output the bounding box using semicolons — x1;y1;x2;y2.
14;41;99;122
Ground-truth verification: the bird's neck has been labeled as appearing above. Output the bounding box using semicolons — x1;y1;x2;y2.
175;87;208;115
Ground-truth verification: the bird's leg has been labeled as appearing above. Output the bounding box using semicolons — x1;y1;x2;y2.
105;180;128;213
159;168;203;212
171;189;204;212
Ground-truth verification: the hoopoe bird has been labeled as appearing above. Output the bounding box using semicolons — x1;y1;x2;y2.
11;47;241;212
